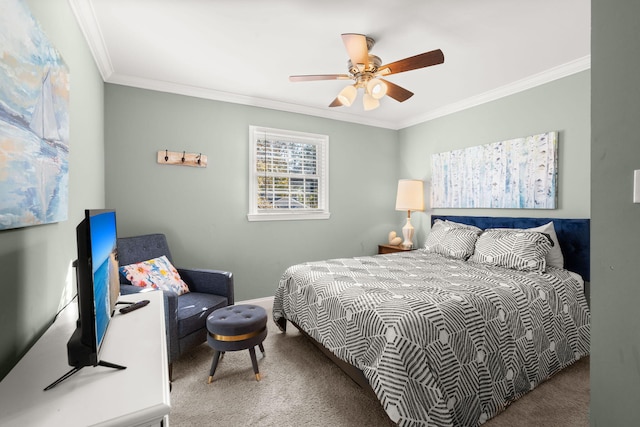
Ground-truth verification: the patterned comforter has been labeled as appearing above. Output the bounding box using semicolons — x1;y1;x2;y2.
273;250;590;426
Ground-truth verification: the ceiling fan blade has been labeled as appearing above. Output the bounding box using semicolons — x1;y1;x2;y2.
378;49;445;76
329;98;342;107
289;74;351;82
381;79;414;102
341;33;369;68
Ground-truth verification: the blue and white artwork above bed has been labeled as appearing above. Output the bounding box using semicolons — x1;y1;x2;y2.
431;131;558;209
0;0;70;230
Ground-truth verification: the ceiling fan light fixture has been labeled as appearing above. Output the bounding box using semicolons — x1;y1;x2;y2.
290;34;444;111
337;85;357;106
367;78;387;100
363;93;380;111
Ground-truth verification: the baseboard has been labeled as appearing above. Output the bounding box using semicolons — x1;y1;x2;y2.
236;295;274;305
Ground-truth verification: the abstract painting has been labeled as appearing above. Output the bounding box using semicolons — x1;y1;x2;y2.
431;131;558;209
0;0;70;230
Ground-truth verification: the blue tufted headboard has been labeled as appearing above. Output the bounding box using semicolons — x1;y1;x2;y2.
431;215;591;282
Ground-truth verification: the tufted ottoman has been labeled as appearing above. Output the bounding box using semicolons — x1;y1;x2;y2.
206;304;267;382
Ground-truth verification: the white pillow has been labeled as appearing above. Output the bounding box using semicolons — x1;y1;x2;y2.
527;221;564;269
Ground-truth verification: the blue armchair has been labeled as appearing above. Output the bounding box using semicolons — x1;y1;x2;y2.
116;233;234;377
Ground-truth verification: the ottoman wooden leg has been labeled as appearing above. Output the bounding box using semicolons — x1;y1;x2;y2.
208;350;222;384
248;347;260;381
258;343;265;355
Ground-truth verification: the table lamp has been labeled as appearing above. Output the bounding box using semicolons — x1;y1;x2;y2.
395;179;424;249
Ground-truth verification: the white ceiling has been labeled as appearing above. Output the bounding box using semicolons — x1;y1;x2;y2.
69;0;591;130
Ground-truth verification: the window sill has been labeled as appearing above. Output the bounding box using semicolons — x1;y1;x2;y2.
247;212;331;222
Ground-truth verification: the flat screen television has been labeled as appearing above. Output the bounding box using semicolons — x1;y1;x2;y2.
44;209;125;390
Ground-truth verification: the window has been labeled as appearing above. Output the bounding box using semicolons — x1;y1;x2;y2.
248;126;329;221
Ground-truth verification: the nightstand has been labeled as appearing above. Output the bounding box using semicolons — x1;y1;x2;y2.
378;244;414;254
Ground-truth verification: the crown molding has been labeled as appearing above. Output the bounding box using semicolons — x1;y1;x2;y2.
68;0;114;80
106;73;399;129
100;56;592;131
398;55;591;129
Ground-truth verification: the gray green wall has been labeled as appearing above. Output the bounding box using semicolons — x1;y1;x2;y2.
0;0;105;380
591;0;640;425
105;72;590;303
104;85;399;301
398;71;591;246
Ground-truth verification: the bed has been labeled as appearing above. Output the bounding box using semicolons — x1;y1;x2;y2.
273;215;591;426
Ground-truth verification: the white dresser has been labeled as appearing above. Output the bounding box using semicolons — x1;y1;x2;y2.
0;290;170;426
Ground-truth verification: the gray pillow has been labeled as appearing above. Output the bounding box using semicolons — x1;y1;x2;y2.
425;220;481;260
444;219;482;233
469;229;553;272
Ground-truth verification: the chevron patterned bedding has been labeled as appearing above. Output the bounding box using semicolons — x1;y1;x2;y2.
273;250;590;426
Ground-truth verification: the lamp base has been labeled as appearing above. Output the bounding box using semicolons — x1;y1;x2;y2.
401;217;414;249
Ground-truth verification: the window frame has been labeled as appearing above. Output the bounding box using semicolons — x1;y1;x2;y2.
248;125;330;222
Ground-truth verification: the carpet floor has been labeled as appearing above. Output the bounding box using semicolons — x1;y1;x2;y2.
169;297;589;426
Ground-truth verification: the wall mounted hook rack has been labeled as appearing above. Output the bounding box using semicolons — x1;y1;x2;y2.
157;150;207;168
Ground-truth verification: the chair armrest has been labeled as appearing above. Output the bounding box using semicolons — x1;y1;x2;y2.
161;289;179;363
178;268;234;305
119;283;141;295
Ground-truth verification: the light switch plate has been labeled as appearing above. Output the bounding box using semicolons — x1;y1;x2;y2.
634;170;640;203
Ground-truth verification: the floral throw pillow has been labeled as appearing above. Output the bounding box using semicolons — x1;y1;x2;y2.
119;255;190;295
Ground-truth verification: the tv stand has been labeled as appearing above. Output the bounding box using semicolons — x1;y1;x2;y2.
44;359;126;391
0;291;169;426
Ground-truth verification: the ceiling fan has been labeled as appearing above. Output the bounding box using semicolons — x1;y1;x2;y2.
289;33;444;111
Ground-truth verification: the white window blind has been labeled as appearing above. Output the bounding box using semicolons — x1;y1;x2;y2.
248;126;329;221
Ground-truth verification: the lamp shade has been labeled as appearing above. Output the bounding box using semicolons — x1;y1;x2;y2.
395;179;424;211
337;85;357;106
367;78;387;100
363;93;380;111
